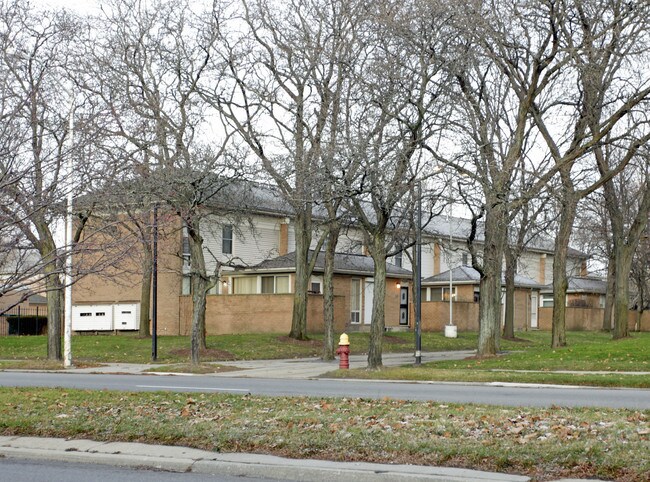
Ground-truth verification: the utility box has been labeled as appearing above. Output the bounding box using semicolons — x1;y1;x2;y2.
113;303;140;330
72;305;114;331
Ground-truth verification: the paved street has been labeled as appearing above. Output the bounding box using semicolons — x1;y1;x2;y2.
1;350;648;409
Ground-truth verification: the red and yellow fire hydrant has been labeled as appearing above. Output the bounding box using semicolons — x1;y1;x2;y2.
336;333;350;369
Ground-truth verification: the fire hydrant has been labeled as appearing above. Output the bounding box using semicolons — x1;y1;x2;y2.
336;333;350;369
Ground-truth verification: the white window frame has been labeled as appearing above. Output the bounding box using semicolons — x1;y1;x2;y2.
350;278;361;323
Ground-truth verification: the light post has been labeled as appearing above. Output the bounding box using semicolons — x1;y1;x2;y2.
414;182;422;365
63;98;74;367
445;172;457;338
152;202;158;361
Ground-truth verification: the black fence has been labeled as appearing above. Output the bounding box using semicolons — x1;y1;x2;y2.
0;306;48;336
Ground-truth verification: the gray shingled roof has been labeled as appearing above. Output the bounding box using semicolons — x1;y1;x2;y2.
244;250;412;278
422;266;543;289
541;276;608;294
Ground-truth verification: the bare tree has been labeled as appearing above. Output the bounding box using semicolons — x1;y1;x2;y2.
0;1;86;359
341;0;451;369
530;0;650;347
81;0;237;364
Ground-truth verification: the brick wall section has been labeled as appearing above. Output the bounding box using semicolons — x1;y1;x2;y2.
73;214;183;335
176;275;403;336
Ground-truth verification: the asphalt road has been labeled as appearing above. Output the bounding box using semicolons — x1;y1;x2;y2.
0;458;275;482
0;371;648;409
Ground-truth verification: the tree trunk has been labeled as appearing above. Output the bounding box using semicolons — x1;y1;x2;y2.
551;196;577;348
139;244;153;338
37;230;62;361
188;222;208;364
367;237;387;370
602;254;615;331
477;203;507;357
503;245;516;339
289;211;311;340
322;225;340;360
612;247;633;340
45;268;62;361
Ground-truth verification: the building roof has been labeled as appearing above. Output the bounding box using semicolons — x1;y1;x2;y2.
541;276;608;294
242;250;412;278
422;265;543;289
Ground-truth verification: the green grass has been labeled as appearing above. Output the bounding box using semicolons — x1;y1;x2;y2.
0;331;479;364
0;387;647;481
326;332;650;388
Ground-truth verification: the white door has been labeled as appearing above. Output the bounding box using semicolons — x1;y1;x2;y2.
364;279;374;325
530;293;538;329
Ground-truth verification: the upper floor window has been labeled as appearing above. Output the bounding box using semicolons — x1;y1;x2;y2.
462;253;468;266
394;250;403;268
222;225;233;254
182;235;190;266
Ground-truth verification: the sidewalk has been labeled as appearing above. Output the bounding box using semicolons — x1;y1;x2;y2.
0;435;599;482
46;350;477;378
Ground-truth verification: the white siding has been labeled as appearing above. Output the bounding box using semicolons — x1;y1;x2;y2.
518;252;541;282
202;214;281;269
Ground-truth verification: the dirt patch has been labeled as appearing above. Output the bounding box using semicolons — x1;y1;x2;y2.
168;347;236;361
383;335;410;345
276;336;321;347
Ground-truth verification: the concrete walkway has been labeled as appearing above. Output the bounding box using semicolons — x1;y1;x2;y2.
46;350;477;378
0;436;602;482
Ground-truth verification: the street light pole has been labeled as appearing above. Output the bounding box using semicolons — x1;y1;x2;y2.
151;202;158;361
415;182;422;365
63;101;74;368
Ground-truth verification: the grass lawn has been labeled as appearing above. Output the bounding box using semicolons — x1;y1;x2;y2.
0;331;479;364
0;387;647;481
326;331;650;388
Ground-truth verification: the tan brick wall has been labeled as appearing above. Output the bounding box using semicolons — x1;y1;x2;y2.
628;310;650;332
421;300;479;331
73;214;183;335
538;306;603;331
175;274;401;335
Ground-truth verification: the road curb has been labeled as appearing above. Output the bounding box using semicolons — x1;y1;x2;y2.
0;436;531;482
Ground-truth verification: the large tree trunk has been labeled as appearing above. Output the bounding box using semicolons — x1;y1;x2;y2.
477;204;507;357
612;247;633;340
45;268;62;361
551;195;577;348
289;211;311;340
322;224;340;361
367;236;387;370
502;245;516;339
38;230;62;361
602;254;615;331
139;244;153;338
188;222;209;364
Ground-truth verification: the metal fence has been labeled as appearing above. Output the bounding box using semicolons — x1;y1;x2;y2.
0;306;48;336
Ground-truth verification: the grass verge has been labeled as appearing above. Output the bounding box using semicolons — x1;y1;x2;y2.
325;332;650;388
0;387;647;481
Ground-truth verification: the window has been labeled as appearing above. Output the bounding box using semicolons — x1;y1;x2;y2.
541;294;554;307
233;277;256;294
462;253;468;265
473;288;480;303
599;295;606;309
420;288;428;302
260;275;291;294
430;287;456;301
394;250;403;268
222;225;233;254
350;278;361;323
182;235;190;266
182;276;191;295
310;281;321;294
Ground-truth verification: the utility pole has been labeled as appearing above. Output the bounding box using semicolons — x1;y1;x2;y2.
152;203;158;361
415;182;422;365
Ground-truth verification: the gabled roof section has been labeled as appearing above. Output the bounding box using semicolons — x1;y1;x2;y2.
243;250;412;278
422;266;543;289
541;276;608;294
422;216;588;259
